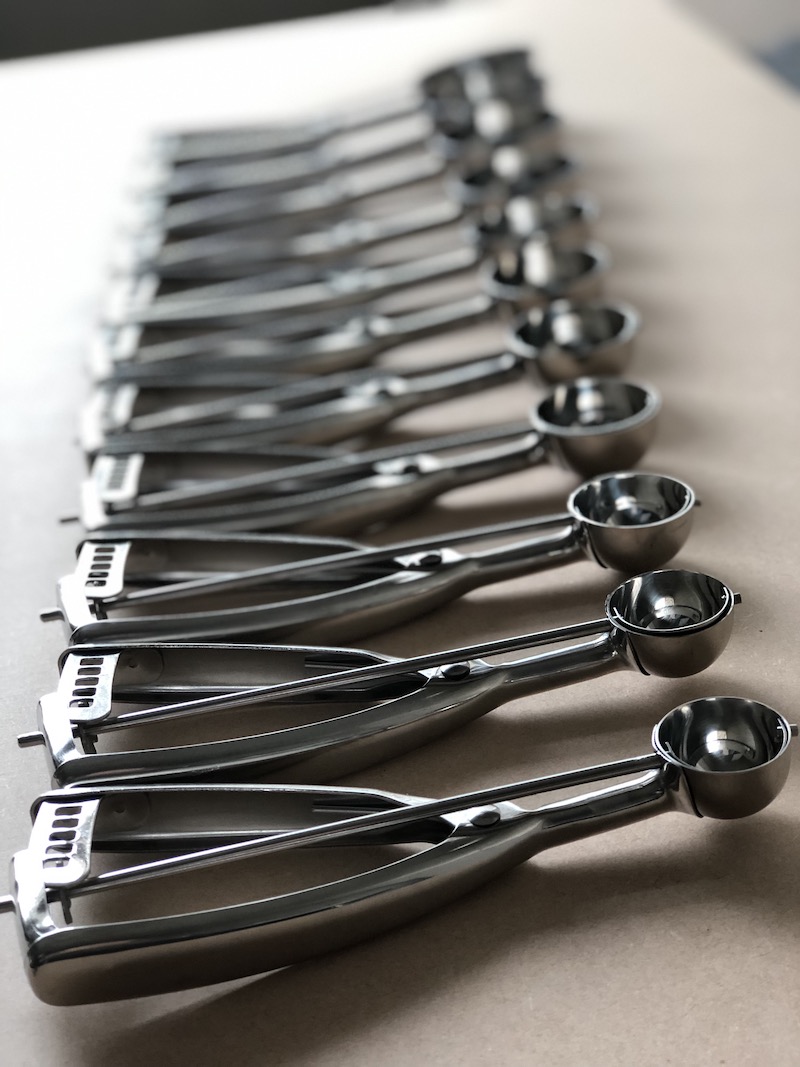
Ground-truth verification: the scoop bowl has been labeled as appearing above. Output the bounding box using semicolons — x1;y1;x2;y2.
569;471;695;572
510;298;639;383
606;569;737;677
653;697;793;818
531;377;660;477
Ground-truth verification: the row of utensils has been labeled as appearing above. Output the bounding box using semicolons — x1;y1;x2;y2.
5;48;792;1007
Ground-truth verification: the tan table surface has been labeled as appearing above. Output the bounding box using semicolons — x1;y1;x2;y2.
2;1;800;1063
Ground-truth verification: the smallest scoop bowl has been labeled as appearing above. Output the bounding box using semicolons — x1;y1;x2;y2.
532;377;660;477
653;697;794;819
510;299;639;384
568;471;695;572
606;569;737;678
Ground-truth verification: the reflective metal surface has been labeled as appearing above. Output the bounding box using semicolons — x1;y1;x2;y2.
48;497;694;643
81;350;526;454
532;377;660;477
3;696;791;1005
77;378;661;535
653;697;794;818
510;298;639;383
606;569;739;677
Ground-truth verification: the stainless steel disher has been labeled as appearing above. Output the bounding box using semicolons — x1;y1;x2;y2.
4;696;790;1004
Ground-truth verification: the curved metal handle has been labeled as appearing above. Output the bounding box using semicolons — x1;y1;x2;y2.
10;767;670;1003
86;423;534;518
44;632;624;787
101;291;496;385
157;154;445;237
160;123;429;198
442;429;548;491
146;199;464;279
82;427;548;537
157;93;421;166
110;351;526;452
123;246;478;328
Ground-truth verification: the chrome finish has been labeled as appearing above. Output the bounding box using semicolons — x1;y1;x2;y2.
653;697;793;818
532;377;659;476
148;106;558;203
7;697;789;1004
127;153;449;239
115;191;594;284
482;237;607;314
78;378;660;535
567;472;693;572
116;199;466;280
451;152;577;211
510;298;639;383
31;560;732;786
91;294;497;382
46;567;738;682
154;50;539;166
59;471;695;644
105;245;483;329
80;350;526;455
131;147;577;242
105;232;605;331
467;191;597;256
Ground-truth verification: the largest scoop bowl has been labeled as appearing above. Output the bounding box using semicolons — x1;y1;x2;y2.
653;697;793;818
605;569;736;677
532;377;660;477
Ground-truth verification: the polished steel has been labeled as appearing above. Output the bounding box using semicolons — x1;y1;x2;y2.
115;191;594;284
105;233;606;331
90;293;498;383
508;298;639;383
124;152;450;240
31;564;736;786
78;378;660;535
83;306;636;452
130;144;577;241
91;258;605;385
48;473;694;646
146;104;558;203
105;244;481;329
154;50;540;166
5;697;789;1004
80;350;526;455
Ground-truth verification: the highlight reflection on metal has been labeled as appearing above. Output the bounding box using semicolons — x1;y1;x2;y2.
30;565;737;786
91;270;616;388
140;51;549;220
53;472;696;644
114;191;595;284
77;378;661;535
36;567;738;785
4;698;791;1004
92;292;499;381
133;136;576;242
104;234;606;330
81;350;528;455
154;50;541;167
81;302;638;454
